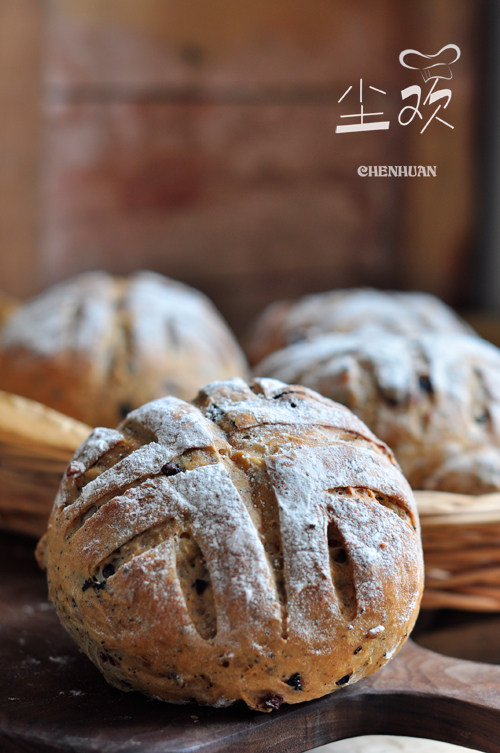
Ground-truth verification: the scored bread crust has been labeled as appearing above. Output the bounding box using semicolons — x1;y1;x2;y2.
255;332;500;494
246;288;471;365
37;377;423;711
0;271;247;427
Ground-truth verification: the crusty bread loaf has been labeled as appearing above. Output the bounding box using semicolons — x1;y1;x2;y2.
255;331;500;494
246;288;471;364
0;271;247;427
37;377;423;711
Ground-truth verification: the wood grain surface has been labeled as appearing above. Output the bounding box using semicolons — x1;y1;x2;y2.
1;531;500;753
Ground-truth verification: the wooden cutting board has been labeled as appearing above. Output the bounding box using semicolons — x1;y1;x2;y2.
1;531;500;753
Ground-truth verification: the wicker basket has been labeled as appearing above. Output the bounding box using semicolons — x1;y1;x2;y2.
0;391;90;537
416;490;500;611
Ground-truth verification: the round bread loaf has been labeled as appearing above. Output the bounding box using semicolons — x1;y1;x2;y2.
0;271;247;427
37;377;423;711
255;332;500;494
246;288;471;364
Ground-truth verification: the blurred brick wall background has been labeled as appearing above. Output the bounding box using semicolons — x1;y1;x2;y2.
0;0;482;334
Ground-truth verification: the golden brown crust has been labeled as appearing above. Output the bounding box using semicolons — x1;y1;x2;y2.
245;288;471;365
0;271;248;427
39;377;423;711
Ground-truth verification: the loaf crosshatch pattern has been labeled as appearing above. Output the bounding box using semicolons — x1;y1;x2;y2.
38;377;424;711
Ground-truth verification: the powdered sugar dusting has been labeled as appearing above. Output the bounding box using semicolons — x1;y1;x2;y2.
70;428;123;470
247;288;471;363
197;376;385;449
282;289;470;339
168;464;281;643
0;270;247;426
266;444;421;645
127;271;243;368
54;427;126;512
123;396;228;451
0;273;112;356
256;332;500;492
75;479;175;563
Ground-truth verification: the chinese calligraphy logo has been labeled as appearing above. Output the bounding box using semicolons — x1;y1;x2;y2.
335;44;461;134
